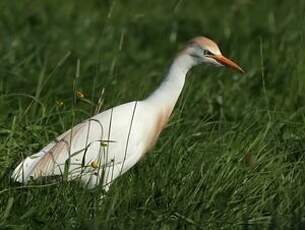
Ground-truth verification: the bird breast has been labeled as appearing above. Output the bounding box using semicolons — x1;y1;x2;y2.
141;105;173;154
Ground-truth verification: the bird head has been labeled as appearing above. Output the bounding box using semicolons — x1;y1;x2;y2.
181;36;245;74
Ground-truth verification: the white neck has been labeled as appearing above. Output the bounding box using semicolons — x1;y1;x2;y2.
145;53;196;113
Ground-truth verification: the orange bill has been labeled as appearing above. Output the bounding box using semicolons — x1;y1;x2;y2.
212;55;245;74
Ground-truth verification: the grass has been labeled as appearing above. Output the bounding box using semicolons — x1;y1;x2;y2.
1;0;305;229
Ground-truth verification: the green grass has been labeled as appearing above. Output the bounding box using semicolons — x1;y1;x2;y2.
1;0;305;229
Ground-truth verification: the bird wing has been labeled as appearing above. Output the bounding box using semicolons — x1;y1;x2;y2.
12;101;147;185
31;122;88;178
12;121;92;182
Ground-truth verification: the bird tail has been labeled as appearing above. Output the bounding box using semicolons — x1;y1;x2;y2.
12;151;48;183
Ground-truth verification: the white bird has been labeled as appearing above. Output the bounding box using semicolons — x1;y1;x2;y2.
12;36;244;191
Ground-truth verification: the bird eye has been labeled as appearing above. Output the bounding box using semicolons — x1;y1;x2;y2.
203;50;213;56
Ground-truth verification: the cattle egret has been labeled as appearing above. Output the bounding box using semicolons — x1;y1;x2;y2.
12;36;244;191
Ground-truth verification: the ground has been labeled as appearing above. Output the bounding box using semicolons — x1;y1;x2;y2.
0;0;305;229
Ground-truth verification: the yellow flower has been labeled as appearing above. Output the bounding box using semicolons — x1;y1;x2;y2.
90;160;99;169
56;100;64;107
76;90;85;98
